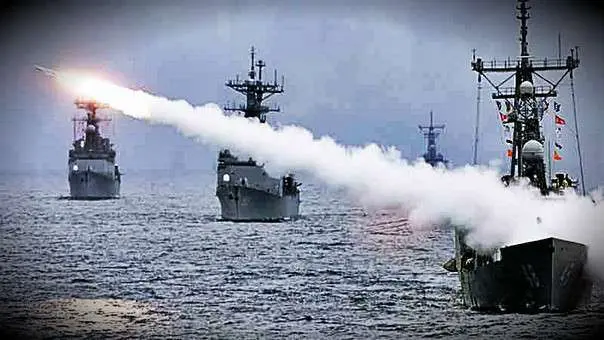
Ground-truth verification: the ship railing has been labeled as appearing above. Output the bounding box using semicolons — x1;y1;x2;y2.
530;58;575;69
226;79;246;86
223;101;247;112
475;59;520;70
492;85;556;99
68;151;115;160
472;57;576;72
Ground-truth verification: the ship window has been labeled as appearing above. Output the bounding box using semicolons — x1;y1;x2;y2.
72;164;79;171
222;174;230;182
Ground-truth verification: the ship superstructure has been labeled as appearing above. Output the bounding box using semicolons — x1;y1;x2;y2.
68;99;121;199
444;0;591;312
215;47;300;221
418;111;449;167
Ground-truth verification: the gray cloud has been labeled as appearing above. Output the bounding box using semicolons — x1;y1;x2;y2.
1;0;602;188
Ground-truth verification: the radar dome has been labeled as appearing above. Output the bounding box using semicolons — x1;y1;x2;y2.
522;139;544;160
519;80;534;95
86;124;96;132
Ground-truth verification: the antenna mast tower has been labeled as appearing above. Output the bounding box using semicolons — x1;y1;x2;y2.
224;46;285;123
471;0;580;194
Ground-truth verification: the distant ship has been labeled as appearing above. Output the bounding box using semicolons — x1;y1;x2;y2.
418;110;449;167
443;0;591;312
68;99;121;199
216;47;300;221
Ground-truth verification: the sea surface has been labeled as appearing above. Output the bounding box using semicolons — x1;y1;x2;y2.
0;170;602;339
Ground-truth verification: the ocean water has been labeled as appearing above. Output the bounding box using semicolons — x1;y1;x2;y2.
0;170;602;339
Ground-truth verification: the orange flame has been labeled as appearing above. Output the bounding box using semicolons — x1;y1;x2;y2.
53;70;151;119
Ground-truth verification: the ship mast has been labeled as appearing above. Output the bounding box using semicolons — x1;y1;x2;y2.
72;99;111;143
224;46;285;123
472;48;482;166
418;110;447;167
471;0;580;195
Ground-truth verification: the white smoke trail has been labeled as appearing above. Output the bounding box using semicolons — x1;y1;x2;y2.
52;70;604;278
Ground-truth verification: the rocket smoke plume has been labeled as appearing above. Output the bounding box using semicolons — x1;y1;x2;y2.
48;69;604;278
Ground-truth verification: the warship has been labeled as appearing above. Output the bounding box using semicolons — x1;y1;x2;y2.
443;0;591;312
216;47;300;221
67;99;121;199
418;111;449;167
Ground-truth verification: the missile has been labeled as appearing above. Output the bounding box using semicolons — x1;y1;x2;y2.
34;64;59;78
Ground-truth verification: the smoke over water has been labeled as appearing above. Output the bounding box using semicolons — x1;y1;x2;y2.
50;70;604;278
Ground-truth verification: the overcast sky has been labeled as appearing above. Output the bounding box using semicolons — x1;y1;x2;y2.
1;0;602;189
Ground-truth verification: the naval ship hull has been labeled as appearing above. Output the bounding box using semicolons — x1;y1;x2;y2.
453;229;591;312
216;148;301;222
216;185;299;222
68;170;120;200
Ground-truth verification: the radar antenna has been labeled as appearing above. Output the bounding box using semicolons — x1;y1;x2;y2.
224;46;285;123
471;0;581;195
72;98;111;141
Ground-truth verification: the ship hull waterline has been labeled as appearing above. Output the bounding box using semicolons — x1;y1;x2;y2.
216;185;300;222
68;170;120;200
452;228;592;313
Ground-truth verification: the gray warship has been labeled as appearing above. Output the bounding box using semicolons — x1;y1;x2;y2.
443;0;591;312
216;47;300;221
68;99;121;199
418;111;449;168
